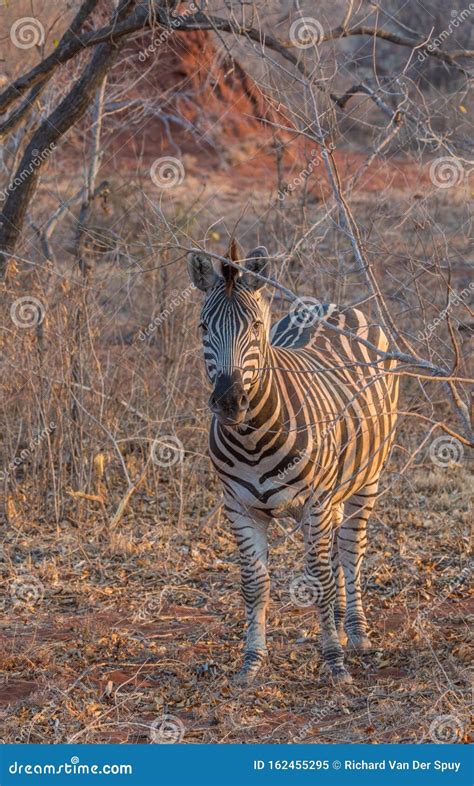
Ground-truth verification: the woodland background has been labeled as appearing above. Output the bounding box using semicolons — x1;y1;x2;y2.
0;0;472;744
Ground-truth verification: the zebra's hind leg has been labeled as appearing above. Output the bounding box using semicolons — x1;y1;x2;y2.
304;499;352;685
339;481;379;652
226;502;270;685
331;504;347;646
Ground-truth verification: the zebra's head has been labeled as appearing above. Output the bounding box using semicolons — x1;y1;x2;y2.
188;243;270;426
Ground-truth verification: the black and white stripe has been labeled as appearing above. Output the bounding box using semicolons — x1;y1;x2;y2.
188;245;399;685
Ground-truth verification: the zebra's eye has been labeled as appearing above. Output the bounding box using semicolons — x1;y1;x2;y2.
199;321;208;334
252;320;263;334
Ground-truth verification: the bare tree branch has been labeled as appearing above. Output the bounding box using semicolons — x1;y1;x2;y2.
2;5;472;121
0;0;102;117
0;0;138;277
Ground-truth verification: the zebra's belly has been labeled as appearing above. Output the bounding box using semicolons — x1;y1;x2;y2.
226;478;311;519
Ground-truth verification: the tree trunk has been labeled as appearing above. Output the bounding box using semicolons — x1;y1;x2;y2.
0;0;136;279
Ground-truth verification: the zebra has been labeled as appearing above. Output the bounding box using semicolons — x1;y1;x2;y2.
187;242;399;685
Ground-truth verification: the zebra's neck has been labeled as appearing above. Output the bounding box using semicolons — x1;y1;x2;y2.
234;345;285;442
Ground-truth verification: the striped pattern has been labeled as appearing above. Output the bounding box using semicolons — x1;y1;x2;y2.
189;251;398;685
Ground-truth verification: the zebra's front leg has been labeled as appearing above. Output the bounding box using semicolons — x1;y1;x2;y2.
339;482;378;652
304;500;352;685
226;502;270;685
331;504;347;646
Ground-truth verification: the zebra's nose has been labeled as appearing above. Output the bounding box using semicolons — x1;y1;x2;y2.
209;386;248;411
237;390;249;410
209;372;249;422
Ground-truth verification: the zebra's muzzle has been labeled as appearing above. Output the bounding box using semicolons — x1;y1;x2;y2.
209;371;249;425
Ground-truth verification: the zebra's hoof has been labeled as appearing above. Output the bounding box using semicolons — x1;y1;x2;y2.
330;667;353;685
232;667;258;686
231;651;265;686
346;634;372;652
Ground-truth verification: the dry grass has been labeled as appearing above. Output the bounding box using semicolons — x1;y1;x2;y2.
0;460;471;744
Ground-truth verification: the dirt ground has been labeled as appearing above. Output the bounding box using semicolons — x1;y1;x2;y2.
0;458;472;744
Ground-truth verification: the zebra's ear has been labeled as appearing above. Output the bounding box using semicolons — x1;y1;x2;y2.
187;250;218;292
242;246;270;290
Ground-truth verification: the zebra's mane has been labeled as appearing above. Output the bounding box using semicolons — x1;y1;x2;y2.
220;239;240;296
